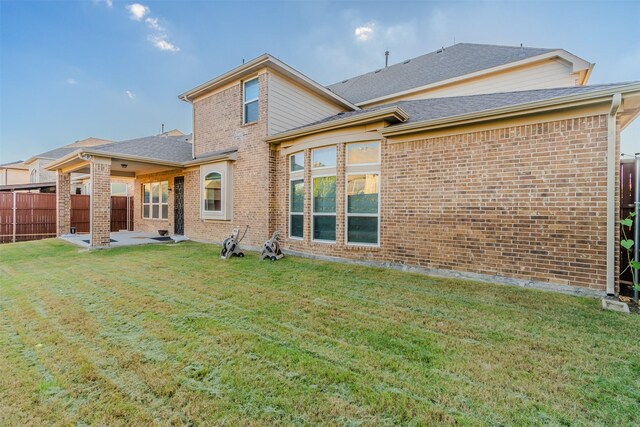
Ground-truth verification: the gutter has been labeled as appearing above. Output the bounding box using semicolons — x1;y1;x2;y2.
606;93;622;296
46;148;238;172
264;106;409;144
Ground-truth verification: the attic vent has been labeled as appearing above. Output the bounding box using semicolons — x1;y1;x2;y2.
374;69;382;73
403;59;411;64
341;79;348;83
436;48;443;53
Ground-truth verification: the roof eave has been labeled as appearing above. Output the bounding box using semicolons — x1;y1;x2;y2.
45;149;184;171
381;83;640;137
265;107;409;144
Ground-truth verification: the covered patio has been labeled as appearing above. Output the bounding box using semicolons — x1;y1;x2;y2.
47;151;183;248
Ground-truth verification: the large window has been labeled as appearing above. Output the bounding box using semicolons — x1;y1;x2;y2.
313;176;337;241
347;174;379;244
243;78;259;124
143;181;168;220
289;152;304;239
311;146;337;241
204;172;222;212
346;142;380;245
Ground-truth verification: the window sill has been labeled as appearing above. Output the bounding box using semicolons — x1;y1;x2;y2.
241;121;258;128
142;218;169;222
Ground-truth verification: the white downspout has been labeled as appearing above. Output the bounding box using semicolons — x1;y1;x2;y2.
606;93;622;296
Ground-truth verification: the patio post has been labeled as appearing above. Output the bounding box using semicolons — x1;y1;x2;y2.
56;171;71;236
90;156;112;248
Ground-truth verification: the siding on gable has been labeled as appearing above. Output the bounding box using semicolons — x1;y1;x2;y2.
268;72;345;135
365;59;578;106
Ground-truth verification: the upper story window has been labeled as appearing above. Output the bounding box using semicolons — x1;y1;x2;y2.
30;169;37;183
243;78;259;124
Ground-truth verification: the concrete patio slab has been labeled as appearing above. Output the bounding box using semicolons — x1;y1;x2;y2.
60;231;188;248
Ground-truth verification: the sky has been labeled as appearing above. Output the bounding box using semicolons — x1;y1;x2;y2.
1;0;639;163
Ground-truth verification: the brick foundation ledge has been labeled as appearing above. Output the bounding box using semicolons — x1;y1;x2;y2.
282;249;606;299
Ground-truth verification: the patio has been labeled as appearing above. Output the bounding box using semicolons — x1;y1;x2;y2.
60;230;188;248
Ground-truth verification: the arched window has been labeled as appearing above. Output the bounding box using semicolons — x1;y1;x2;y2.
204;172;222;212
30;169;37;183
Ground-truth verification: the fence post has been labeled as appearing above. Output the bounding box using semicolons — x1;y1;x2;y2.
12;192;16;243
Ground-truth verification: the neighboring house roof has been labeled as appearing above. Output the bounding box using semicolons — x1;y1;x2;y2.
25;137;113;163
179;53;359;110
27;147;79;162
0;160;29;170
326;43;591;105
89;134;194;163
67;137;113;148
266;82;640;143
0;182;56;192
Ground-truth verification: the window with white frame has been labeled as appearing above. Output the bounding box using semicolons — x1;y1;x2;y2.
289;152;304;239
142;181;168;220
311;146;336;241
201;162;232;220
346;142;380;245
111;182;128;196
243;78;259;124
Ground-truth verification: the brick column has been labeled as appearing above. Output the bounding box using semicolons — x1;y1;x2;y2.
90;157;112;248
56;171;71;236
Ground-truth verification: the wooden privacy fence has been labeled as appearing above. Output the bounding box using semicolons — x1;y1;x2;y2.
0;193;133;243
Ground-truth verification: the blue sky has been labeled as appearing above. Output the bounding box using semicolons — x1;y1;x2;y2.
1;0;639;163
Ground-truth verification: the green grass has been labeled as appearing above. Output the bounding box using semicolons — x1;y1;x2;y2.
1;239;639;426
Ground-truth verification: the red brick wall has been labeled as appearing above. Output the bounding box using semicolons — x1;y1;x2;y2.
273;114;617;292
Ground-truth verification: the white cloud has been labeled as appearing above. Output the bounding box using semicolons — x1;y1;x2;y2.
93;0;113;7
145;17;164;31
126;3;149;21
148;35;179;52
354;23;375;42
124;90;136;99
66;78;78;86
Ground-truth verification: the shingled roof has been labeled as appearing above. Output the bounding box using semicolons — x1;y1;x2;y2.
327;43;557;105
89;134;194;163
274;83;639;138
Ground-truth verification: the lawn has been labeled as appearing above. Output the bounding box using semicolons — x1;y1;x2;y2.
0;239;639;426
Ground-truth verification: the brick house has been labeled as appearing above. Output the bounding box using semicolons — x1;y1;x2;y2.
47;43;640;296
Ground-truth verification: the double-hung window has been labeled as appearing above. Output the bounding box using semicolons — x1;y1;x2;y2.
346;142;380;245
311;146;337;242
243;78;259;124
289;152;304;239
143;181;169;220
